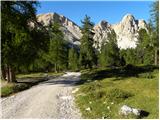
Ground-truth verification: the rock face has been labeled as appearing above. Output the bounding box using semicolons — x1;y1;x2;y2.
111;14;147;49
37;13;148;50
37;13;82;46
93;14;148;50
93;20;113;51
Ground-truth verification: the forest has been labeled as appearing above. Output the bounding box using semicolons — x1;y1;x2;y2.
1;1;159;82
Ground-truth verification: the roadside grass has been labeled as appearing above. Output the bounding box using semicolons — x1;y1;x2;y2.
1;72;64;97
17;72;63;79
75;65;159;119
1;82;31;97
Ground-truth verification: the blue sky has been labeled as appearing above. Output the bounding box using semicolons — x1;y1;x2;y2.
37;1;153;26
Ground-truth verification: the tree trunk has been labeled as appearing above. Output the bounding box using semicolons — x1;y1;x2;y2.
1;66;6;80
6;65;10;82
55;63;57;73
4;65;16;83
9;66;16;82
154;48;158;65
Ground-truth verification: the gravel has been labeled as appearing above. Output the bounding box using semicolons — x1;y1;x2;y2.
1;72;81;119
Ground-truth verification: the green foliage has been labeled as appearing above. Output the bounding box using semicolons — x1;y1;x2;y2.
149;1;159;65
1;83;30;97
43;23;69;72
80;15;97;69
99;31;121;67
106;88;133;102
1;85;14;97
68;48;79;71
75;67;159;119
1;1;49;80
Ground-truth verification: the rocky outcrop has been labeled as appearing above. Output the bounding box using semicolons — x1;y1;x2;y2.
111;14;147;49
93;20;113;51
37;13;82;46
37;13;148;50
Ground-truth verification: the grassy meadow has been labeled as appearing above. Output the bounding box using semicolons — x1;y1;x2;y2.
75;65;159;119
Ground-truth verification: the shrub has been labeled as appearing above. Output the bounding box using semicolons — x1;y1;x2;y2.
1;86;14;97
106;88;133;102
13;83;30;92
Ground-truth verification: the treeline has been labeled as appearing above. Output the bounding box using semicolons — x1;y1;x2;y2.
1;1;159;82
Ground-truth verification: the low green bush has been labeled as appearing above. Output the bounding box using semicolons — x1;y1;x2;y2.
13;83;30;92
1;85;14;97
106;88;133;102
1;83;30;97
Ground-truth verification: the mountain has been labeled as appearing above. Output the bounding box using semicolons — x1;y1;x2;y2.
37;13;82;47
112;14;147;49
93;14;148;50
36;13;148;50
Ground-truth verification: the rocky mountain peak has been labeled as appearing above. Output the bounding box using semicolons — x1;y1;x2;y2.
93;20;113;50
37;12;82;46
37;12;148;50
110;13;147;49
121;13;135;23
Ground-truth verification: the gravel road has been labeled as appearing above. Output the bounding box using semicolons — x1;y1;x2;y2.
1;72;82;119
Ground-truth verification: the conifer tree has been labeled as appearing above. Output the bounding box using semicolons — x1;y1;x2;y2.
99;30;120;67
44;23;68;73
68;48;79;71
150;1;159;65
1;1;49;82
79;15;97;69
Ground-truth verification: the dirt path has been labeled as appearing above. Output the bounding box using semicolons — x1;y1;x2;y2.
1;72;81;119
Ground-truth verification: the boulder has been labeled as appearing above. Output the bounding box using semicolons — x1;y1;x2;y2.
119;105;149;118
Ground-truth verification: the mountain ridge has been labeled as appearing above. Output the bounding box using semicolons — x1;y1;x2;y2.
36;12;148;50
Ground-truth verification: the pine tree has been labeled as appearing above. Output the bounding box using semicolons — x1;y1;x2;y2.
1;1;49;82
44;23;68;73
79;15;97;69
99;30;120;67
137;28;153;65
68;48;79;71
150;1;159;65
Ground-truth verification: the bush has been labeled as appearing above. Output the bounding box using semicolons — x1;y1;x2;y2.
82;81;102;92
1;83;30;97
106;88;133;102
1;86;14;97
13;83;30;92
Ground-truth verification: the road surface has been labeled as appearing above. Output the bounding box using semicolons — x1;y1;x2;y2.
1;72;81;119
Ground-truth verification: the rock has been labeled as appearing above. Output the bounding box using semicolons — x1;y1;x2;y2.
71;88;79;94
111;102;114;105
60;96;72;100
120;105;133;115
93;13;148;50
36;12;82;47
35;12;148;51
111;14;147;49
85;107;91;111
93;20;113;51
132;108;140;116
119;105;141;116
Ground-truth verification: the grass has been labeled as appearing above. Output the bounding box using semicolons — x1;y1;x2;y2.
1;82;31;97
75;65;159;119
1;72;64;97
16;72;63;79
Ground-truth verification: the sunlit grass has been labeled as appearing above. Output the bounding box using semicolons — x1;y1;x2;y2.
75;67;158;119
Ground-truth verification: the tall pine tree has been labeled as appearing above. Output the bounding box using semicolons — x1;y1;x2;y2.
99;30;120;67
150;1;159;65
68;48;79;71
1;1;49;82
44;23;68;73
79;15;97;69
